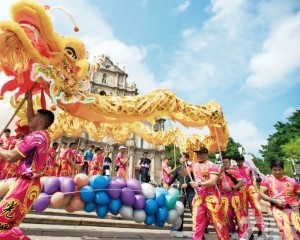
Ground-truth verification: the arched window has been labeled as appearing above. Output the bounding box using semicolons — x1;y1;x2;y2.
99;90;106;96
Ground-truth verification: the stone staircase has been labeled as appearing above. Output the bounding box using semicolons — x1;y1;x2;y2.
21;207;281;239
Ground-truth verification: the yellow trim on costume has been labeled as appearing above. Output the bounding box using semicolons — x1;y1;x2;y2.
15;146;26;158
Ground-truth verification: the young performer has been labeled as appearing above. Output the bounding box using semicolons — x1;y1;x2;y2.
260;159;300;240
0;91;54;239
115;146;128;178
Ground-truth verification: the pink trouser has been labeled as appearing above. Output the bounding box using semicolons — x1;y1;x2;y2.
192;193;229;240
221;192;249;239
117;167;126;178
0;176;41;239
240;185;264;230
271;206;300;240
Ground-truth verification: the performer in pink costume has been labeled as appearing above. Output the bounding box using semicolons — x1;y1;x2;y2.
162;157;172;188
219;158;248;240
0;91;54;240
89;147;104;176
190;147;229;240
115;145;128;178
234;154;264;238
45;142;59;176
260;159;300;240
0;128;14;180
60;142;77;177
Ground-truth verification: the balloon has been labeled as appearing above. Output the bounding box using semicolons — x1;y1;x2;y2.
44;177;60;195
108;199;122;215
155;192;166;208
107;181;122;199
155;206;169;222
168;188;180;199
112;177;127;189
96;205;109;218
65;195;84;212
133;194;146;210
80;186;95;203
167;209;179;224
119;205;133;220
40;176;48;191
172;216;183;230
144;214;155;225
90;175;110;190
50;192;65;208
144;199;158;215
126;178;142;194
74;173;90;189
84;201;96;212
34;193;51;212
165;194;177;210
60;177;76;195
155;187;168;195
94;191;110;206
133;209;146;223
0;181;9;198
154;219;165;228
141;183;155;199
121;187;135;206
175;201;185;216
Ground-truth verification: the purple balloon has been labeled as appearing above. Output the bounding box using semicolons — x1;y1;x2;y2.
121;187;136;206
107;181;122;199
113;177;127;189
133;194;146;210
60;177;76;195
126;178;142;194
34;193;51;212
44;177;60;195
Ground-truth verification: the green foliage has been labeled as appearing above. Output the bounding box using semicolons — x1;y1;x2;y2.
282;137;300;160
252;156;270;175
165;143;180;168
260;110;300;163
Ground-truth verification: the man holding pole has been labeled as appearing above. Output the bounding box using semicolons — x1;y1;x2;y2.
0;90;54;239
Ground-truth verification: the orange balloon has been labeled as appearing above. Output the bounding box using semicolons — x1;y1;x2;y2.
65;195;84;212
74;173;90;189
50;192;65;208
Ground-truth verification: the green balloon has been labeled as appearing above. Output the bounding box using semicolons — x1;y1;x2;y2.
168;188;180;199
165;194;177;210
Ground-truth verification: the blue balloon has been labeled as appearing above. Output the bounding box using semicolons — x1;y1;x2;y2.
90;175;110;190
108;199;122;215
155;207;169;222
144;199;158;215
144;214;155;225
154;219;165;227
155;187;168;195
80;186;95;203
84;201;96;212
96;205;109;218
94;191;110;206
155;193;166;208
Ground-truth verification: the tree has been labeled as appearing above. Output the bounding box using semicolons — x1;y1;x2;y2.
260;110;300;162
282;137;300;160
252;156;270;175
165;143;180;168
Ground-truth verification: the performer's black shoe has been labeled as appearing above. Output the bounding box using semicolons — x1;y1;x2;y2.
249;233;254;240
257;230;262;236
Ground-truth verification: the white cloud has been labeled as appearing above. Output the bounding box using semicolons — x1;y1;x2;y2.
229;120;267;156
175;0;191;13
245;13;300;90
283;106;299;119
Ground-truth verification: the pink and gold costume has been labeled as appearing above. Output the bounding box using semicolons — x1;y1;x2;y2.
115;153;127;178
162;162;171;185
218;168;248;239
45;146;58;176
89;153;103;176
192;161;229;240
3;137;19;179
75;153;84;175
235;165;264;231
261;174;300;240
0;136;13;180
0;130;50;239
60;148;76;177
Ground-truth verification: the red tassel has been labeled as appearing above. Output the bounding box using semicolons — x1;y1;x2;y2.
41;89;46;109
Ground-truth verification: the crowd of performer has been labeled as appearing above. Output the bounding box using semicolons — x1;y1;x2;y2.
0;92;300;240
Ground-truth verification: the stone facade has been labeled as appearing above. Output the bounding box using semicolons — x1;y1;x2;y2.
60;56;165;185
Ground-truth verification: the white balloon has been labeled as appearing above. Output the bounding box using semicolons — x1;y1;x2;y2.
167;209;178;224
141;183;155;199
172;216;182;230
175;201;185;216
119;205;133;220
133;209;146;223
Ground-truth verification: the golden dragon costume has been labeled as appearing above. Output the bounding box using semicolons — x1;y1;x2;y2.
0;0;229;153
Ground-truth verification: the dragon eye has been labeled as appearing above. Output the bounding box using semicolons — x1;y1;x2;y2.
65;46;77;59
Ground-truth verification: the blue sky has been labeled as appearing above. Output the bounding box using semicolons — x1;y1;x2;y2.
0;0;299;156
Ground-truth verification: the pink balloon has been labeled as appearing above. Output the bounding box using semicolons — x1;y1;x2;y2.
74;173;90;189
